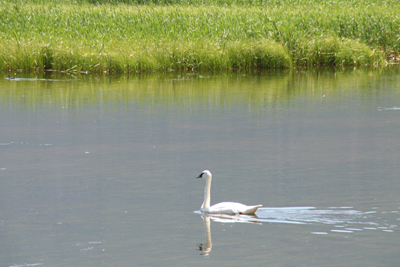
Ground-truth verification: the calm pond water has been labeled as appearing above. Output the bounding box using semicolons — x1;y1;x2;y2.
1;68;400;267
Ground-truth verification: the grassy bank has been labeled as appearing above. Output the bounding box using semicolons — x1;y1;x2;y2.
0;0;398;72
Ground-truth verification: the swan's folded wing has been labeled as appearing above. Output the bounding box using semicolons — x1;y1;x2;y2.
240;204;262;215
208;202;262;215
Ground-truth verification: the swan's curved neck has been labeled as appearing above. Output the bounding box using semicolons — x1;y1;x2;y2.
201;175;212;210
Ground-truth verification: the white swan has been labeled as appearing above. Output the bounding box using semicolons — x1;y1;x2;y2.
197;170;262;215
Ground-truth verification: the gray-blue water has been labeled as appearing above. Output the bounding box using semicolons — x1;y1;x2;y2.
1;68;399;266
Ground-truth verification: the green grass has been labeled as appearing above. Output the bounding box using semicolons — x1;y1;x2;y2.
0;0;398;72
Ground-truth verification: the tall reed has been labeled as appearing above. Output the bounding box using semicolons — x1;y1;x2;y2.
0;0;396;72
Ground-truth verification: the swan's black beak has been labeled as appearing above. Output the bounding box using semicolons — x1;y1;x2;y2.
196;172;204;179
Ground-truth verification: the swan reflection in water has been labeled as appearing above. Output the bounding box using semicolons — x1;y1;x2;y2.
197;215;212;256
196;210;270;256
195;206;398;256
196;213;261;256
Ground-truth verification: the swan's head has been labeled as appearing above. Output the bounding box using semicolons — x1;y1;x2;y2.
197;170;212;179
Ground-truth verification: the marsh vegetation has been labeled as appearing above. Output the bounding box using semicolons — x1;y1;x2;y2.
1;0;399;72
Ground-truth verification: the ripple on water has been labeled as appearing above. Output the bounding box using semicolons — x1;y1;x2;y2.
195;206;399;236
383;107;400;110
9;264;42;267
345;228;363;231
311;232;328;235
331;229;354;233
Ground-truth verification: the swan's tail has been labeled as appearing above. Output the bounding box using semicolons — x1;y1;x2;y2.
241;205;262;215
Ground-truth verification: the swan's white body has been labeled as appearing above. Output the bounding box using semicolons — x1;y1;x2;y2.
197;170;262;215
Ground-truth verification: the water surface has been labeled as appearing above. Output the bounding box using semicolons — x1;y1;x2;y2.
1;68;399;266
